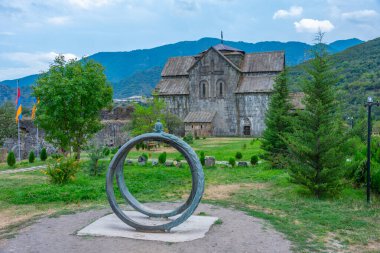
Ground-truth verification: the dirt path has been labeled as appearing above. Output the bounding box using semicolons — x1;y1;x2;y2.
0;203;292;253
0;165;46;175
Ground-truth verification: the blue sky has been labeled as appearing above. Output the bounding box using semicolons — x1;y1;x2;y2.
0;0;379;81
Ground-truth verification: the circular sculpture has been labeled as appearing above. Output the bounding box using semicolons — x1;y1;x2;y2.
106;121;205;232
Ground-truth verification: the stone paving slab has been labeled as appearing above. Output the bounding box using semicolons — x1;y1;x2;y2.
77;211;218;242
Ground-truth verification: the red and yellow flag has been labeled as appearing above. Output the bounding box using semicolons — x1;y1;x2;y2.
15;87;22;123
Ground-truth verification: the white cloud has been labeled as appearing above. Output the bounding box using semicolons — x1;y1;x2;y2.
294;19;334;33
47;16;71;25
0;52;78;80
273;6;303;19
67;0;118;9
342;9;378;21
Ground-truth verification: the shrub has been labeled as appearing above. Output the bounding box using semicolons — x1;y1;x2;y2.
87;147;105;176
235;152;243;160
242;144;247;150
141;153;148;162
40;148;47;161
110;155;114;161
183;133;194;144
7;151;16;167
202;136;206;139
51;153;64;160
195;136;200;140
44;158;79;184
136;143;141;151
29;151;35;163
158;152;167;164
103;147;110;156
250;139;255;145
250;155;258;165
200;151;205;166
228;157;236;167
111;147;118;154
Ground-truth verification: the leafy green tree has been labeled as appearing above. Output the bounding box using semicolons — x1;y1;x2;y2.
40;148;47;161
29;151;35;163
130;97;166;136
7;151;16;167
284;33;347;198
261;69;292;168
33;55;113;159
0;102;17;146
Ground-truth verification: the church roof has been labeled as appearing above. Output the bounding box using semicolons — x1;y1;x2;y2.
184;111;216;123
241;51;284;72
161;56;195;77
155;77;189;95
212;44;245;53
235;75;275;93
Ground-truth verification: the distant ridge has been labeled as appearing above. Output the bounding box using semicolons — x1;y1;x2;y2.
0;37;363;106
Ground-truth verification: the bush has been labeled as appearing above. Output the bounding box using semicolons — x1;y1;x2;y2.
202;136;206;139
183;133;194;144
235;152;243;160
110;155;114;161
51;153;64;160
250;155;258;165
229;157;236;167
242;144;247;150
200;151;205;166
111;147;118;154
158;152;167;164
29;151;35;163
136;143;141;151
103;147;110;156
40;148;47;161
7;151;16;167
44;158;79;184
141;153;148;162
195;136;200;140
87;147;105;176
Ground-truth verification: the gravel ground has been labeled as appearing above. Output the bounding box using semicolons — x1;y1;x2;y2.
0;203;292;253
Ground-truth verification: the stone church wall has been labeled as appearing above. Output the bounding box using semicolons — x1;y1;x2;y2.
188;49;241;136
160;95;189;120
235;93;271;136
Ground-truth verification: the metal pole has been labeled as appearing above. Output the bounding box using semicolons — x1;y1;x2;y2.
36;125;39;157
366;105;371;204
17;121;21;161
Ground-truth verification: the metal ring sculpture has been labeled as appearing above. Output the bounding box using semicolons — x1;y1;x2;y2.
106;121;204;232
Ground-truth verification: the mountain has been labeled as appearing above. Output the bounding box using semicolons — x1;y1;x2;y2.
0;37;363;106
289;37;380;117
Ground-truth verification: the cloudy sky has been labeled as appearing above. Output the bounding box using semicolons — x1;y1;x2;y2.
0;0;379;81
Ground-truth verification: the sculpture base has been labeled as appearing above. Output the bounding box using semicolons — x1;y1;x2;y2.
77;211;218;242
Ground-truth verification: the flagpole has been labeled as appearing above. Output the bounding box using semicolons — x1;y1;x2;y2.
36;124;39;157
17;80;21;161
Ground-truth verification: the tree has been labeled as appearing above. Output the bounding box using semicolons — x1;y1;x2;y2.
261;69;292;168
33;56;113;159
29;151;35;163
284;33;347;198
0;102;17;146
40;148;47;161
7;151;16;167
129;97;166;136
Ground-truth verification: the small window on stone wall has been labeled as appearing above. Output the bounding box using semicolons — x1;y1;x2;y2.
199;81;208;98
217;80;224;98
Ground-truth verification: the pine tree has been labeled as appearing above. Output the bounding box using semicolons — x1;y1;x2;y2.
285;33;346;198
40;148;47;161
29;151;35;163
7;151;16;167
261;68;293;168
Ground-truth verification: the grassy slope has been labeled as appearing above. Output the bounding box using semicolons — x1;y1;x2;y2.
0;138;379;252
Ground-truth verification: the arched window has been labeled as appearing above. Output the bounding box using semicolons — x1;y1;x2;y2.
217;80;224;98
199;81;208;98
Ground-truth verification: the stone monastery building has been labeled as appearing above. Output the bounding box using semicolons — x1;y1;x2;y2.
155;43;285;137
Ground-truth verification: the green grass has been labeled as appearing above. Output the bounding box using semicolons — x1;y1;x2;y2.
1;138;380;252
125;137;262;161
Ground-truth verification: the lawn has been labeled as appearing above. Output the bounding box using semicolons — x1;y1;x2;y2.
0;138;379;252
126;137;263;161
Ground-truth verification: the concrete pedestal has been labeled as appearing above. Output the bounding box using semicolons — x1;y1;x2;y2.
77;211;218;242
